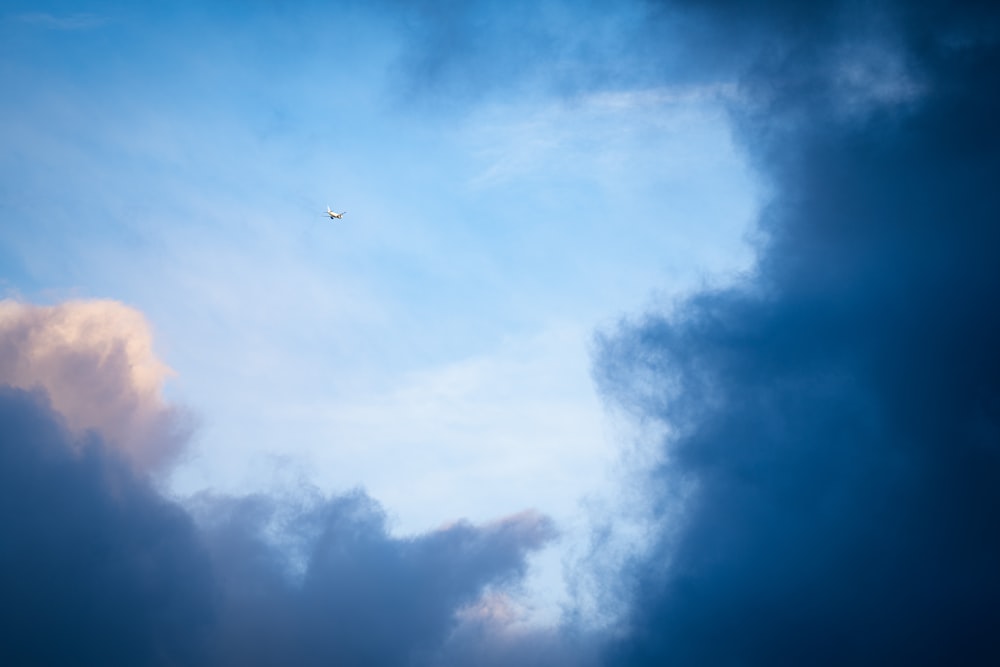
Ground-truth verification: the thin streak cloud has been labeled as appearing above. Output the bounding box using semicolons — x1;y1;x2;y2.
13;12;110;31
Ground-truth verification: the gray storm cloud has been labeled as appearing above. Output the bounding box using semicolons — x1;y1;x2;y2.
0;298;561;666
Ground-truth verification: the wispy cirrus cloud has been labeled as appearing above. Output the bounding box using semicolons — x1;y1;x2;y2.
13;12;109;31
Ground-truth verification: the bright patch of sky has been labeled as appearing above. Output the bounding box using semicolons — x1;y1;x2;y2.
0;2;757;622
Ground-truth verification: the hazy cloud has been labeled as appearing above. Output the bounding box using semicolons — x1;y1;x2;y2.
382;0;657;106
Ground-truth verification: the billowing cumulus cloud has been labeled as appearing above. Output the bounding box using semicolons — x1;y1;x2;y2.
195;495;556;667
0;300;560;666
0;386;214;667
0;299;188;471
595;0;1000;665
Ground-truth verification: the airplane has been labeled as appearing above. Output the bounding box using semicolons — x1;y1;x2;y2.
326;207;346;220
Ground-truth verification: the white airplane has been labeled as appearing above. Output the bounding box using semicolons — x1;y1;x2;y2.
325;207;346;220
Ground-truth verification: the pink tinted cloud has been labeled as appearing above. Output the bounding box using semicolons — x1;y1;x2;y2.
0;299;191;472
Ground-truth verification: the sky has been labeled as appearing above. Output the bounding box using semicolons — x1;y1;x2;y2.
1;1;999;666
0;0;757;622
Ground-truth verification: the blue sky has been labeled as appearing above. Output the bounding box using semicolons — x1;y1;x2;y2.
0;0;755;615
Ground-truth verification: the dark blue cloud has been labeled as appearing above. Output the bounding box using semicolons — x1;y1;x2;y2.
0;385;555;666
0;386;214;667
596;0;1000;664
195;494;555;667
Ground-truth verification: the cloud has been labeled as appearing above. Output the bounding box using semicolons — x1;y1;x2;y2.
381;0;659;107
0;299;189;472
0;386;214;667
194;494;557;667
428;594;602;667
595;0;1000;664
14;12;109;31
0;300;564;666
